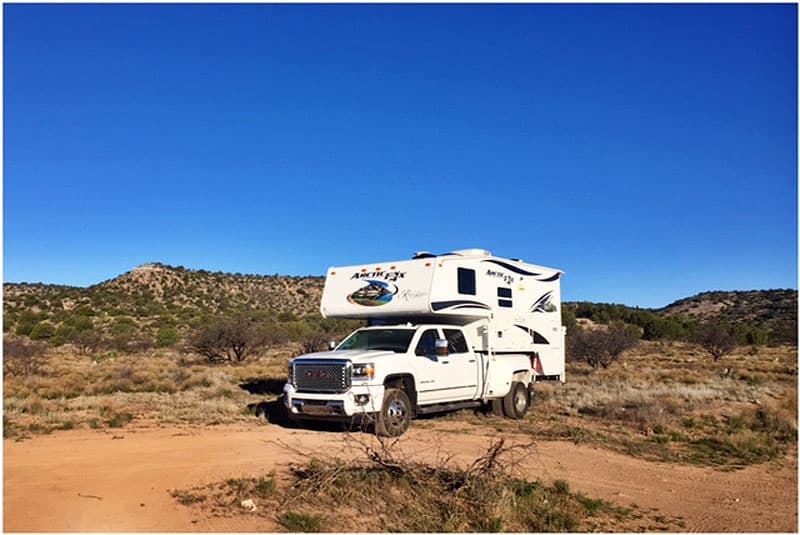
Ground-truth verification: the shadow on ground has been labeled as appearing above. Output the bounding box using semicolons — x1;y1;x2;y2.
244;395;372;433
246;398;293;426
240;377;490;432
239;378;285;395
241;379;358;432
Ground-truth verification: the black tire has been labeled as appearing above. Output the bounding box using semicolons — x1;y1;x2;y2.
490;398;504;417
502;381;530;419
375;388;412;437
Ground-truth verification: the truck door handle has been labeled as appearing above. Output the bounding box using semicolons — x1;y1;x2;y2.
468;359;476;363
441;360;450;364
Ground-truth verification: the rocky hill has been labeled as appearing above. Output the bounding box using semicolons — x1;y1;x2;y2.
659;289;797;344
3;264;326;347
566;289;796;345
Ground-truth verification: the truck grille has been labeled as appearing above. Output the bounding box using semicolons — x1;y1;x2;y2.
293;360;350;393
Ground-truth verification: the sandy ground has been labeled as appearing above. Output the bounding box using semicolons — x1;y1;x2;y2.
4;423;797;532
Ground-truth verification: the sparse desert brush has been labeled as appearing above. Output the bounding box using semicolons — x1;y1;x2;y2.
442;341;797;468
577;397;676;433
683;404;797;467
3;346;281;433
171;439;666;532
3;337;795;472
534;382;556;401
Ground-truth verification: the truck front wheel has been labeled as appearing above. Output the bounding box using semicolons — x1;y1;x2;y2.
503;381;530;419
376;388;412;437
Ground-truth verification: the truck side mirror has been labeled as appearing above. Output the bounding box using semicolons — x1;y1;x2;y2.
435;339;449;356
328;340;336;350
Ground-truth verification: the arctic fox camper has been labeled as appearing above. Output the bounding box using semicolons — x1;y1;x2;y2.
283;248;565;436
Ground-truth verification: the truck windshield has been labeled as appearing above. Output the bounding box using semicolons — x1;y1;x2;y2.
336;329;415;353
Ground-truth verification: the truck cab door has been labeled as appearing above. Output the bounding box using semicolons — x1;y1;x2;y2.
413;328;479;404
442;328;480;400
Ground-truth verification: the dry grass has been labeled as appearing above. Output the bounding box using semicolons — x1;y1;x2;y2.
433;342;797;468
4;341;796;470
3;345;295;438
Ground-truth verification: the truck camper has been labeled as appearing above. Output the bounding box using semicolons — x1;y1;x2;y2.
284;248;565;436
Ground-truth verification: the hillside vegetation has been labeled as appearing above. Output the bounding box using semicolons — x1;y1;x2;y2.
660;290;797;344
3;263;797;350
565;289;797;346
3;263;328;349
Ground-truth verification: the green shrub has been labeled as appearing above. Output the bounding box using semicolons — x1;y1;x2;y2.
280;512;323;532
552;479;571;495
107;412;134;428
156;327;181;348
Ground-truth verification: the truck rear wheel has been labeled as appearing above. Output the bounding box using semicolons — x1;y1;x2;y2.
503;381;530;419
376;388;412;437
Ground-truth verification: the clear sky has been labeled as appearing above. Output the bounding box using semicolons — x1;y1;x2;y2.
4;4;797;308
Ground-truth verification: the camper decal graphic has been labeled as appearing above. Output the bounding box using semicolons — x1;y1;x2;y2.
531;291;557;313
351;270;406;282
431;300;491;312
480;259;561;282
347;280;398;306
481;259;540;277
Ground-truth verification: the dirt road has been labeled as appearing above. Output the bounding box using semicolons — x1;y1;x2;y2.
4;423;797;532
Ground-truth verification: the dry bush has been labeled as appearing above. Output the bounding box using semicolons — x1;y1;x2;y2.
567;322;639;369
186;316;284;364
3;337;48;376
301;332;329;354
71;330;107;355
171;439;654;532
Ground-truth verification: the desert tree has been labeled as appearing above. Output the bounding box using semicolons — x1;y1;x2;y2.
299;316;364;353
695;321;738;361
3;336;48;376
567;321;640;369
187;316;282;364
72;329;107;355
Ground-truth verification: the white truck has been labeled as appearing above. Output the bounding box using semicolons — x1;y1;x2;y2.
283;248;565;436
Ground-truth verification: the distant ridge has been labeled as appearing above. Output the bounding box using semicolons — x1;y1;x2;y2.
4;263;325;342
4;264;797;345
659;289;797;344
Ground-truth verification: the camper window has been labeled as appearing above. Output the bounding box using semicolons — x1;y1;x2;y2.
457;268;476;295
443;329;469;354
497;287;512;298
533;331;550;344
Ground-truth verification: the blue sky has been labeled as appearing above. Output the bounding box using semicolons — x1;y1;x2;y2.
4;4;797;308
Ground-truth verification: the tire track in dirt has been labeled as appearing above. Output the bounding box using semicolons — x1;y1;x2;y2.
4;424;796;532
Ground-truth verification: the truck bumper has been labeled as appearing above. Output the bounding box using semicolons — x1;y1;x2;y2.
283;383;385;419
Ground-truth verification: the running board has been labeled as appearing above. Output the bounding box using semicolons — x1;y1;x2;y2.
416;400;482;415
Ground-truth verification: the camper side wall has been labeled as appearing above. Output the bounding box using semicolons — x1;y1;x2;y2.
430;256;564;349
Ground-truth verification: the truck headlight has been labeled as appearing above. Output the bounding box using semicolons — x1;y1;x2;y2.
352;363;375;379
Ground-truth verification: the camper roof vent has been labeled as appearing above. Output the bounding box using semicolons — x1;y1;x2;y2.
448;248;492;257
412;251;436;259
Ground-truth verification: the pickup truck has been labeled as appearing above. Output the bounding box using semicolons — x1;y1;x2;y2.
283;322;534;436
